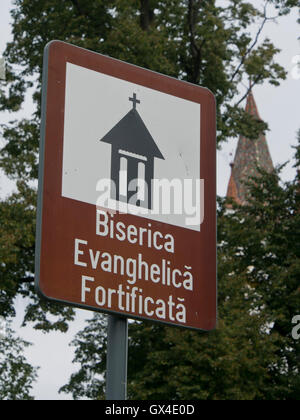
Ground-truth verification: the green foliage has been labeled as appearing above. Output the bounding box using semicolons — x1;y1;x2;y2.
219;181;300;398
1;0;294;140
0;181;75;331
269;0;300;16
0;322;38;400
59;314;107;400
0;120;39;181
0;183;36;318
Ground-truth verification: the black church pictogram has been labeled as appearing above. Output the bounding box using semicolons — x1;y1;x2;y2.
100;93;164;209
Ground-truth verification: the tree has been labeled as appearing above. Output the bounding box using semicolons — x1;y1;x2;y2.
0;322;38;400
0;184;76;331
217;138;300;399
0;0;299;398
59;313;107;400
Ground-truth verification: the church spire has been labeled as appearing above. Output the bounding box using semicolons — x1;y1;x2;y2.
226;163;242;208
245;90;261;118
226;91;274;206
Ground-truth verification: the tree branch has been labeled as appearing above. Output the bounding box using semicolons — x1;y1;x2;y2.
187;0;204;84
140;0;155;31
230;0;279;84
70;0;84;16
234;74;263;107
188;0;201;55
19;276;34;284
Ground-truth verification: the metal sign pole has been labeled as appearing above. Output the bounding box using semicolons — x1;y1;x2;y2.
106;314;128;400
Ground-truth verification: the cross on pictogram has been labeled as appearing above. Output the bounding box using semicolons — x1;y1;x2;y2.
129;93;140;109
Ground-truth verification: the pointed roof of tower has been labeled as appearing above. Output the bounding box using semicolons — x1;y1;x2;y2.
101;108;164;160
245;90;261;118
100;93;164;160
226;163;242;207
226;91;274;206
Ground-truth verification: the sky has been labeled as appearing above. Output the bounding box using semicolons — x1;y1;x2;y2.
0;0;299;400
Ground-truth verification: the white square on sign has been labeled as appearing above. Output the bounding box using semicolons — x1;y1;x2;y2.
62;63;201;231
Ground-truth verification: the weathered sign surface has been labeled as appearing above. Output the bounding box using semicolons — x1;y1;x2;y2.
35;41;216;331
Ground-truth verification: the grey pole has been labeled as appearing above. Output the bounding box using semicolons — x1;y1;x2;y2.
106;314;128;400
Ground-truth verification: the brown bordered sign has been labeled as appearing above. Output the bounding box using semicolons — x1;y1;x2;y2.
35;40;216;331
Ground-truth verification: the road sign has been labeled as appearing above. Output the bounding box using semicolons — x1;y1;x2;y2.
35;40;216;331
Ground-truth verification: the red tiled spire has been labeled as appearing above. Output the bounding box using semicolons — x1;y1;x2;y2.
226;91;274;206
245;90;261;118
226;163;242;207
